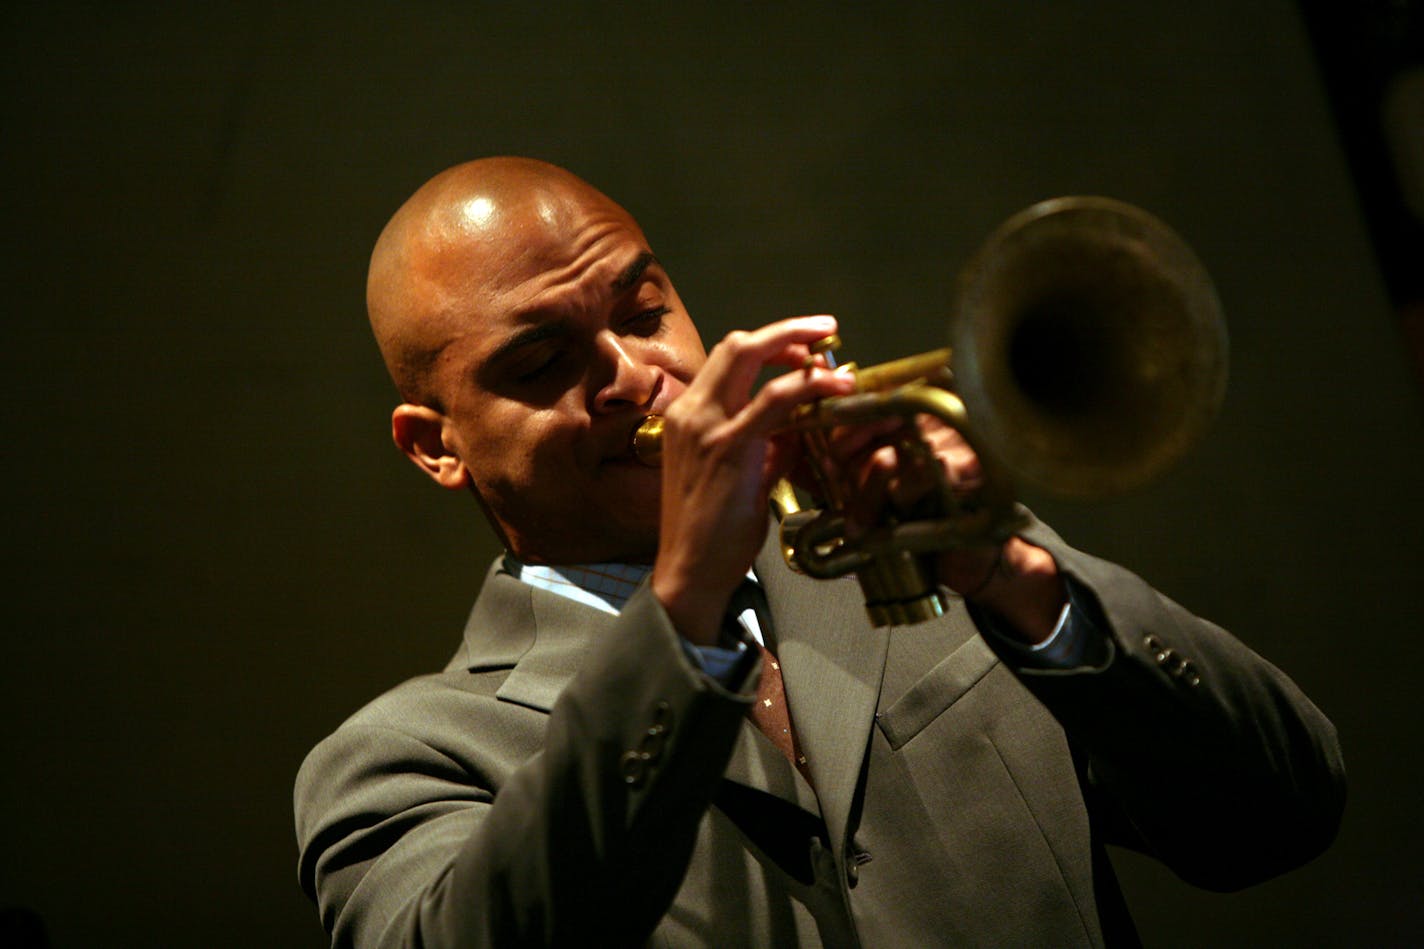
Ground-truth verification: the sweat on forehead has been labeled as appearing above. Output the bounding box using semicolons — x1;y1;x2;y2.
365;157;638;403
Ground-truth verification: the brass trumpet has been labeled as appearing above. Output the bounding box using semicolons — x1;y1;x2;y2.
633;196;1228;626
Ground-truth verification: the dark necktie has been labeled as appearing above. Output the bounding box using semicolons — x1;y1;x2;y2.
726;581;812;783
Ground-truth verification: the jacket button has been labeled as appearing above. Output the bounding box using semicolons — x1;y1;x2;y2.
641;724;667;762
620;750;651;788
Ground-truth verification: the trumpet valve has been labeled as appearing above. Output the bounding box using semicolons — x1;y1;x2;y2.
804;333;842;370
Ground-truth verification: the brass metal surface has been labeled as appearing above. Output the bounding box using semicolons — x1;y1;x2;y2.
628;196;1227;625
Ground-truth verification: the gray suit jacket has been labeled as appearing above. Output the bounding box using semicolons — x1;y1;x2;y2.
295;521;1343;947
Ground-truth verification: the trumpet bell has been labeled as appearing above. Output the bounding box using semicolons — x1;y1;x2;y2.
630;195;1228;625
952;196;1228;498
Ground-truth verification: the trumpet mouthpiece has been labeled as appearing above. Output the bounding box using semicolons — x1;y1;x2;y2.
631;415;665;466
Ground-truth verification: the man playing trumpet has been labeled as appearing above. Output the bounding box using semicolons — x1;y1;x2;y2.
295;157;1344;947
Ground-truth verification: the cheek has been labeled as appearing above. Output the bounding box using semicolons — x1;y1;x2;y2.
450;405;524;487
680;320;708;361
460;403;581;496
661;306;706;368
663;329;708;384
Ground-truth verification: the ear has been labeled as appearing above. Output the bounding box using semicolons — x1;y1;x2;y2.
391;404;470;490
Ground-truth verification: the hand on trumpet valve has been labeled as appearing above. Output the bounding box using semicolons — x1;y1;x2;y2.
650;316;856;646
819;414;984;534
808;413;1065;641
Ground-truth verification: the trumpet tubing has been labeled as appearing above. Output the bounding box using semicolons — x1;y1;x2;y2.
632;196;1227;626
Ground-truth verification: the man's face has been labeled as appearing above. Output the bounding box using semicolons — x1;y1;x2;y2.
415;184;706;564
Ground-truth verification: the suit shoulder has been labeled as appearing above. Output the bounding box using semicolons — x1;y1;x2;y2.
295;665;544;821
315;662;542;763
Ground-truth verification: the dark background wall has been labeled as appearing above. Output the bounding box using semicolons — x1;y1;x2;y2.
3;3;1421;946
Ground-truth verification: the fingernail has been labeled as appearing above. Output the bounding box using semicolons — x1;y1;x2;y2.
806;315;837;332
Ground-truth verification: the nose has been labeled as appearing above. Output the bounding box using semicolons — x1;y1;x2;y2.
591;331;660;414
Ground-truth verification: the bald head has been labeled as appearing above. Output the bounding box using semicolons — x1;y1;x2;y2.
367;157;645;405
368;157;705;562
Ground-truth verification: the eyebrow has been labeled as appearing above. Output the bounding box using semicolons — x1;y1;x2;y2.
612;251;659;292
486;321;567;368
486;252;660;367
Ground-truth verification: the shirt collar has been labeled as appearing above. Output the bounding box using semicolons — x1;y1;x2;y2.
502;555;651;615
502;555;763;646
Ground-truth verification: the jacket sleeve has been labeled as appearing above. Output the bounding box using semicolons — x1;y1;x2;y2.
989;517;1346;892
294;586;753;948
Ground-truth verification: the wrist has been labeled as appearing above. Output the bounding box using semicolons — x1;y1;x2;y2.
651;563;729;647
947;538;1066;645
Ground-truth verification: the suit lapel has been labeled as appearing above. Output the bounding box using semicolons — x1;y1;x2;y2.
499;589;618;712
756;540;891;856
458;562;617;714
464;545;887;845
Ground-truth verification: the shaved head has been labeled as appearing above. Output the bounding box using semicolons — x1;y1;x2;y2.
367;157;706;562
367;157;646;406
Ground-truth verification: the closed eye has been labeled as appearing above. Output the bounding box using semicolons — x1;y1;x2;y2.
624;306;671;338
514;348;565;382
